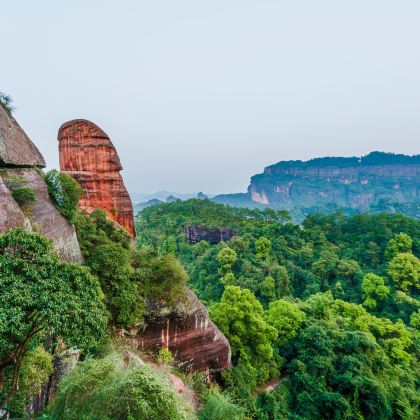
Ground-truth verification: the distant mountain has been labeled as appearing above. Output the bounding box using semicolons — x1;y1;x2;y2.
130;191;215;204
214;152;419;221
133;192;213;214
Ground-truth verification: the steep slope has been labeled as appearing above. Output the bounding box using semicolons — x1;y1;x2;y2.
58;119;136;237
0;108;83;263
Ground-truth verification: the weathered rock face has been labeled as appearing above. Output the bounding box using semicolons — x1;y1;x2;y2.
58;119;135;237
248;153;419;210
0;109;83;263
132;288;231;379
183;225;238;244
0;169;83;262
0;105;45;167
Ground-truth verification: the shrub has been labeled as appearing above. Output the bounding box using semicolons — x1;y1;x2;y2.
11;187;35;206
47;352;194;420
6;346;53;417
198;389;246;420
45;170;83;224
0;92;14;113
157;347;174;364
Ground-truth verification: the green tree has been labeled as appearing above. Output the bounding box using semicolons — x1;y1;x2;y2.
88;243;145;327
161;235;177;254
210;286;277;384
217;246;238;273
385;233;413;260
361;273;390;309
265;299;305;346
388;252;420;291
0;229;108;409
255;237;272;259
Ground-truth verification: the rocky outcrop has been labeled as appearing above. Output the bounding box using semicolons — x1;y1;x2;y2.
132;288;231;379
183;225;238;244
0;105;45;167
58;119;135;237
0;109;83;263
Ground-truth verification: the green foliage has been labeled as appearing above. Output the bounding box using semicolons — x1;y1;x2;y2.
133;251;188;305
0;229;108;409
4;174;35;209
388;252;420;291
217;246;238;272
136;200;420;417
0;92;14;113
361;273;390;309
255;237;272;259
88;243;145;327
7;346;53;417
11;187;36;206
75;210;188;328
47;352;194;420
385;232;413;260
210;286;278;385
198;389;245;420
265;300;305;345
157;347;174;364
45;170;83;224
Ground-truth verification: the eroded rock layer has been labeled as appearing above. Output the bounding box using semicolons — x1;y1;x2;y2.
134;288;231;379
58;119;135;237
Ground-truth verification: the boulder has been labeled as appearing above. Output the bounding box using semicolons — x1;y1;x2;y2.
58;119;135;237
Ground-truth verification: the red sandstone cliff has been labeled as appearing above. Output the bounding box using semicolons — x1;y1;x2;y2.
132;288;231;379
58;119;135;237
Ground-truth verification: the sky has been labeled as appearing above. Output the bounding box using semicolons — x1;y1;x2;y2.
2;0;420;194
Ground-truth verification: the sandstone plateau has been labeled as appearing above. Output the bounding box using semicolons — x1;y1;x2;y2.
0;106;83;263
58;119;135;237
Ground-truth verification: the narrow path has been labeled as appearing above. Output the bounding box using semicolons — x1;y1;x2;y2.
253;377;283;396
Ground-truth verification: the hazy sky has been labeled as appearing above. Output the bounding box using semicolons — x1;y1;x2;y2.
2;1;420;194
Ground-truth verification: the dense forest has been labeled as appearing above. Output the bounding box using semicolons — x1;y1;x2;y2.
137;199;420;419
1;167;419;418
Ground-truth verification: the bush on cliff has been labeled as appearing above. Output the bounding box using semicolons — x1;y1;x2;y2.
47;351;194;420
75;210;188;328
45;170;83;224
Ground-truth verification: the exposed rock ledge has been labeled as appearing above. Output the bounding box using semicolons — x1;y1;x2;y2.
127;288;232;379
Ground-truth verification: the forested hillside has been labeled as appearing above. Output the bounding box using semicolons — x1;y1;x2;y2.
137;199;420;418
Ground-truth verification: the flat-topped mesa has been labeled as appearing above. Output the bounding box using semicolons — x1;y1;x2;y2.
0;104;45;167
58;119;135;237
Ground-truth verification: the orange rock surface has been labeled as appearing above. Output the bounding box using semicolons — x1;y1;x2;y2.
58;119;135;237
